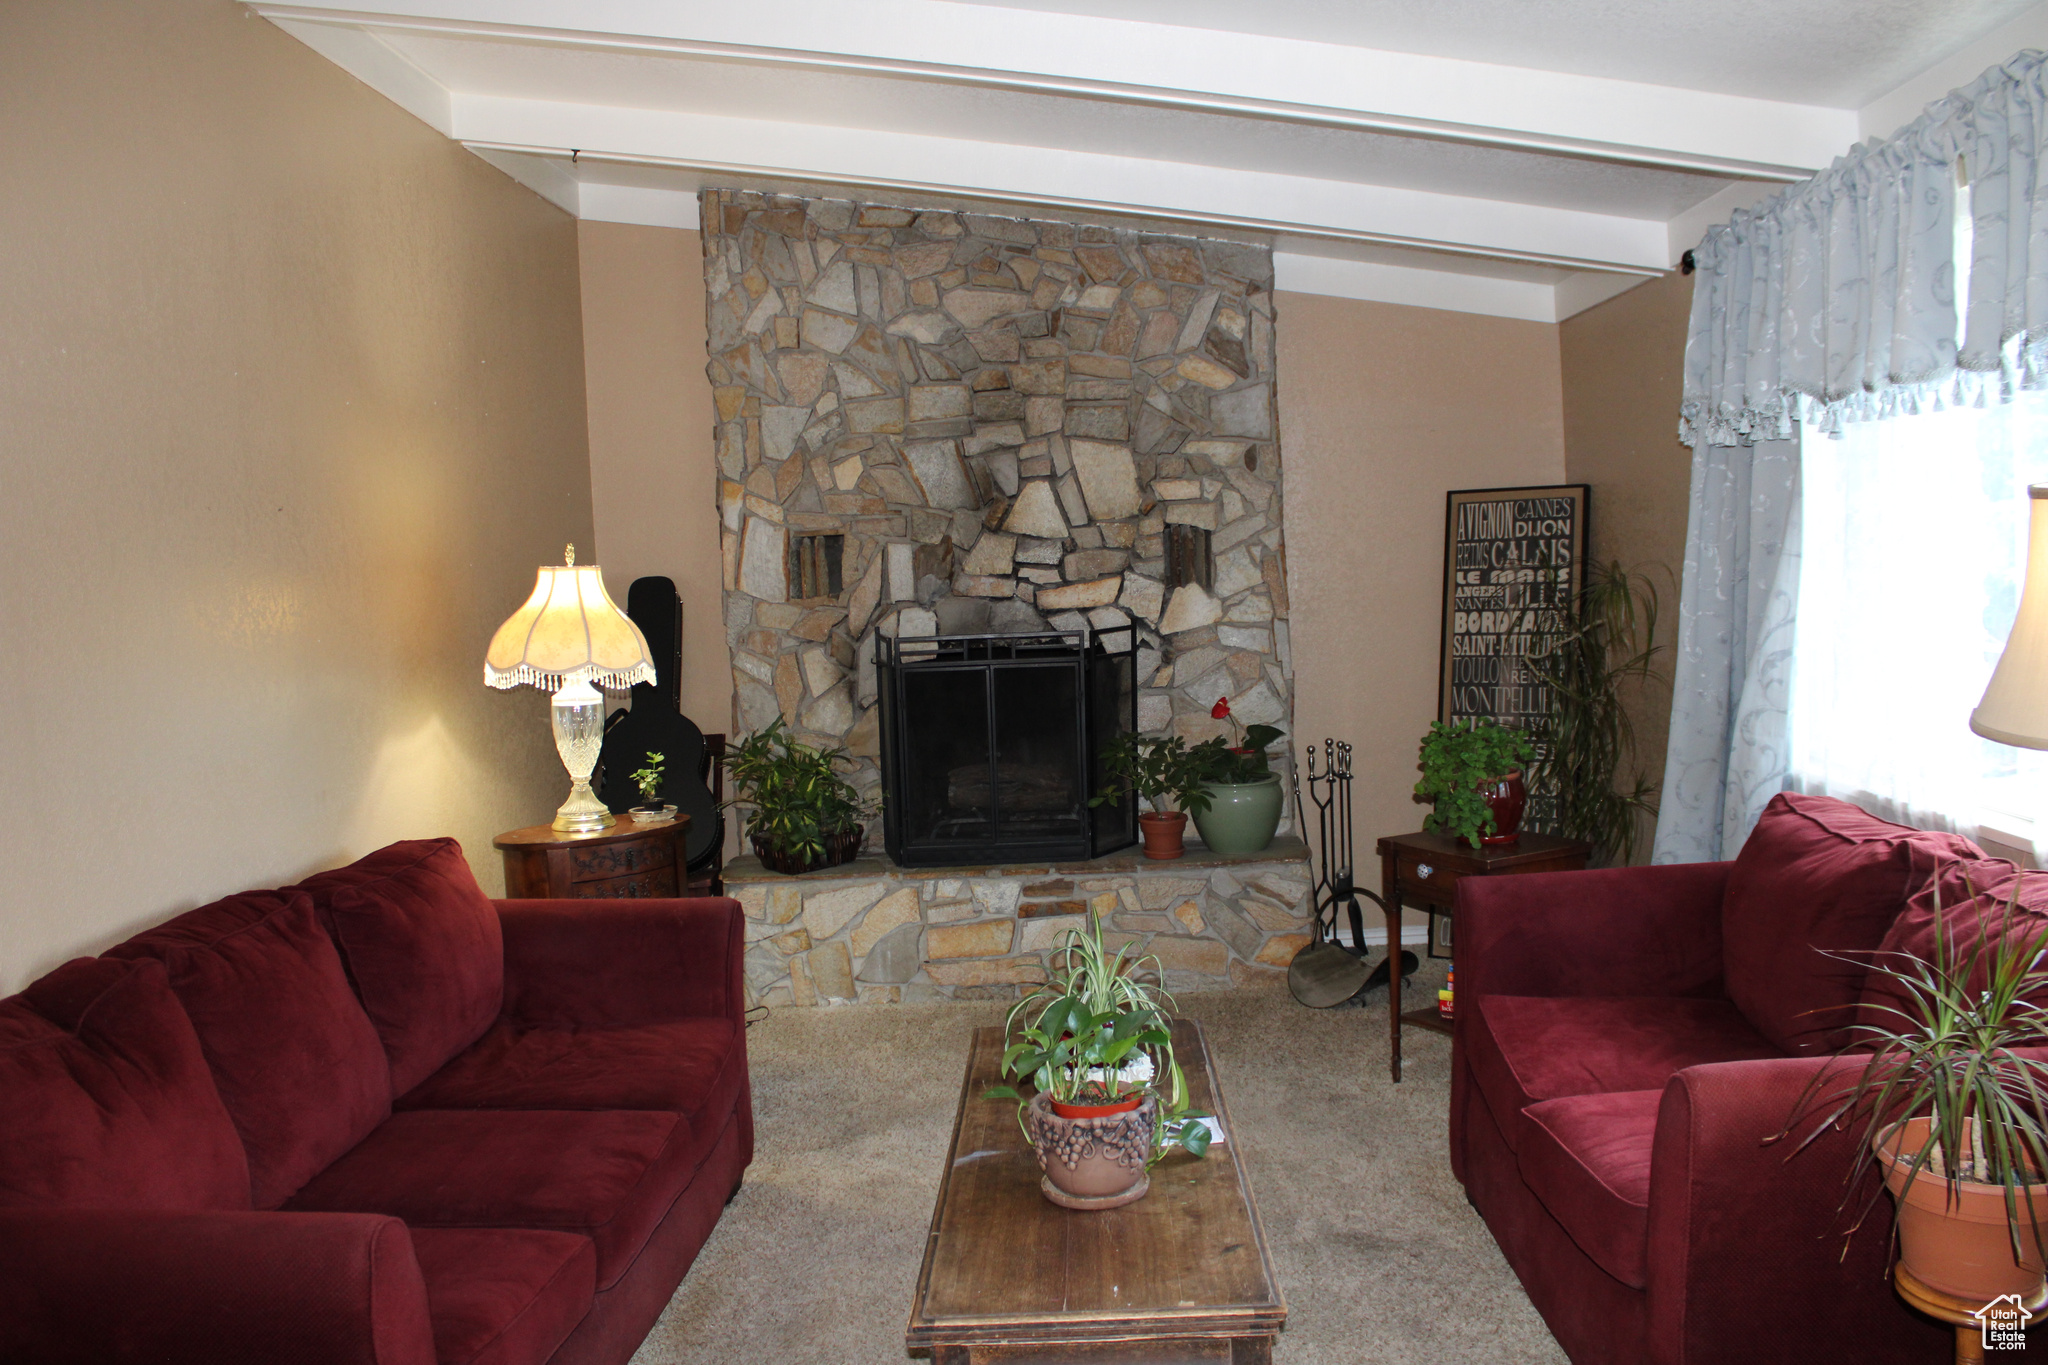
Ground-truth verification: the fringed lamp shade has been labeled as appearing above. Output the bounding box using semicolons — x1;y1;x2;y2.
485;553;654;693
486;546;654;832
1974;488;2048;750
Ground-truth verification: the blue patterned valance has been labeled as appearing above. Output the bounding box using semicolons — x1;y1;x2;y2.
1682;52;2048;448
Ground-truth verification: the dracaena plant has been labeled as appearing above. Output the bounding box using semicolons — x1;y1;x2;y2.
724;718;871;861
1773;879;2048;1263
984;911;1213;1162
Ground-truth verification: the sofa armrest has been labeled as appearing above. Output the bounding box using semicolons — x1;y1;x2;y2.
1644;1056;1942;1365
0;1208;434;1365
1456;861;1732;1003
496;896;745;1028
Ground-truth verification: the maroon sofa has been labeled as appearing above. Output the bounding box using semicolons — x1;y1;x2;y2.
0;838;752;1365
1451;792;2001;1365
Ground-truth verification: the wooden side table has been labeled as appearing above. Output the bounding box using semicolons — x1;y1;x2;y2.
1376;829;1592;1082
494;816;691;900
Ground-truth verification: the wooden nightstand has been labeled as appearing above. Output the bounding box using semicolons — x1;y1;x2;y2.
1376;829;1592;1082
494;816;692;900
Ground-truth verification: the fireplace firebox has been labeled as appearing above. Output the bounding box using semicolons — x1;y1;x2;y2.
877;628;1136;866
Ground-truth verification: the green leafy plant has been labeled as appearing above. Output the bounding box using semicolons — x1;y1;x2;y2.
1414;717;1535;847
1191;696;1285;784
1774;880;2048;1263
1523;560;1666;865
984;911;1213;1162
725;718;871;862
630;752;667;806
1090;732;1214;816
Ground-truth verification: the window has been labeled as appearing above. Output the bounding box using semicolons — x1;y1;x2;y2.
788;533;844;601
1789;391;2048;844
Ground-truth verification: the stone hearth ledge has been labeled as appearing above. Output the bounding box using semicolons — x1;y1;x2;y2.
726;836;1313;1007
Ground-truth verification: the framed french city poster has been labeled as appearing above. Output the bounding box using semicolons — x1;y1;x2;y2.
1437;484;1589;826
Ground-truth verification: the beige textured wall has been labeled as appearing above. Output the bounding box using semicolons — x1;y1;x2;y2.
0;0;592;992
1559;272;1695;854
578;223;731;738
1276;293;1567;843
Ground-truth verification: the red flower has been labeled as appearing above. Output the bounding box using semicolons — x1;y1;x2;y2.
1211;698;1231;720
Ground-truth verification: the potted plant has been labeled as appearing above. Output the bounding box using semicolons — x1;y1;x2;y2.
1187;698;1286;854
627;752;676;823
1776;881;2048;1303
726;718;871;874
985;911;1213;1209
1413;717;1535;848
1090;732;1212;860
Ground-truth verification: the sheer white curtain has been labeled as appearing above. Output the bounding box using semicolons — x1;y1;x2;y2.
1790;392;2048;839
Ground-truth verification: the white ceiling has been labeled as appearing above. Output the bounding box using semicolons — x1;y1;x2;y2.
253;0;2048;321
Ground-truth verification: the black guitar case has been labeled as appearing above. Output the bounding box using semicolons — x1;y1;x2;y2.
597;577;720;866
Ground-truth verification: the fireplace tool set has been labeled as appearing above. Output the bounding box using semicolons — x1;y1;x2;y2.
1287;739;1417;1009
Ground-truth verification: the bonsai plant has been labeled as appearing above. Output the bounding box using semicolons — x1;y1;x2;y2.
985;910;1212;1209
1523;560;1666;865
1775;880;2048;1303
1413;717;1535;848
725;718;871;874
1187;697;1286;854
1090;731;1212;860
627;751;675;822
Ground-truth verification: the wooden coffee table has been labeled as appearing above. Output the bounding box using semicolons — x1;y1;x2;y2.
907;1019;1285;1364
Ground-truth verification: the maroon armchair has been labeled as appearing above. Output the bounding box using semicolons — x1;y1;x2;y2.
1451;793;1985;1365
0;839;751;1365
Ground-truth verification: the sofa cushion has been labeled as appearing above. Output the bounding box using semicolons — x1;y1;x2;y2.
285;1109;707;1290
0;957;250;1211
1857;863;2048;1033
1516;1089;1662;1289
1468;995;1780;1153
410;1227;594;1365
108;890;393;1209
396;1017;742;1124
294;839;505;1095
1723;793;1982;1055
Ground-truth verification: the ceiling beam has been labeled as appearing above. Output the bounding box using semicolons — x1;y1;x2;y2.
453;96;1673;272
251;1;1856;178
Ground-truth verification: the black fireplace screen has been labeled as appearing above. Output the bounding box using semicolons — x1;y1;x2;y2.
877;628;1136;866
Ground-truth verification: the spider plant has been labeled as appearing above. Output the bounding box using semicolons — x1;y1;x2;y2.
1774;878;2048;1265
1522;560;1665;866
984;911;1213;1161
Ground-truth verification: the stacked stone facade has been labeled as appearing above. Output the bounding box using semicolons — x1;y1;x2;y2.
731;853;1315;1007
701;189;1293;821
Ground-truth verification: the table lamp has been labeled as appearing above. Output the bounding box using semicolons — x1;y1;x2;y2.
1973;486;2048;750
486;545;654;832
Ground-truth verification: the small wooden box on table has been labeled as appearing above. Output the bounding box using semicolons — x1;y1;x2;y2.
907;1019;1285;1364
1376;829;1591;1082
494;816;691;900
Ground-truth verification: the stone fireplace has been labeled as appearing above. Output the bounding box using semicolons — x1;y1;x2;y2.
700;188;1305;1004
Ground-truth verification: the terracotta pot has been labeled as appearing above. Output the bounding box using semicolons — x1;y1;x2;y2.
1877;1118;2048;1300
1476;771;1527;847
1138;811;1188;860
751;826;862;875
1026;1090;1155;1208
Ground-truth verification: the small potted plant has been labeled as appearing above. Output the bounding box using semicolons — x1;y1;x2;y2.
1413;718;1535;848
1777;881;2048;1304
726;718;872;874
985;911;1213;1209
627;752;676;823
1187;698;1286;854
1091;732;1212;860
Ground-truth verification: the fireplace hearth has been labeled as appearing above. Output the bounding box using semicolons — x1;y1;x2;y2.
878;627;1135;865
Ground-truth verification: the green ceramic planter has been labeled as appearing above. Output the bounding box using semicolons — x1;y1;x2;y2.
1190;774;1284;854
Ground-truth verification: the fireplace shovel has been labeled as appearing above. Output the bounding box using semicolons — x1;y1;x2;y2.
1287;740;1416;1009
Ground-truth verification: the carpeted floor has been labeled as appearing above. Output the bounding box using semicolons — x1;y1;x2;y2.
631;963;1568;1364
